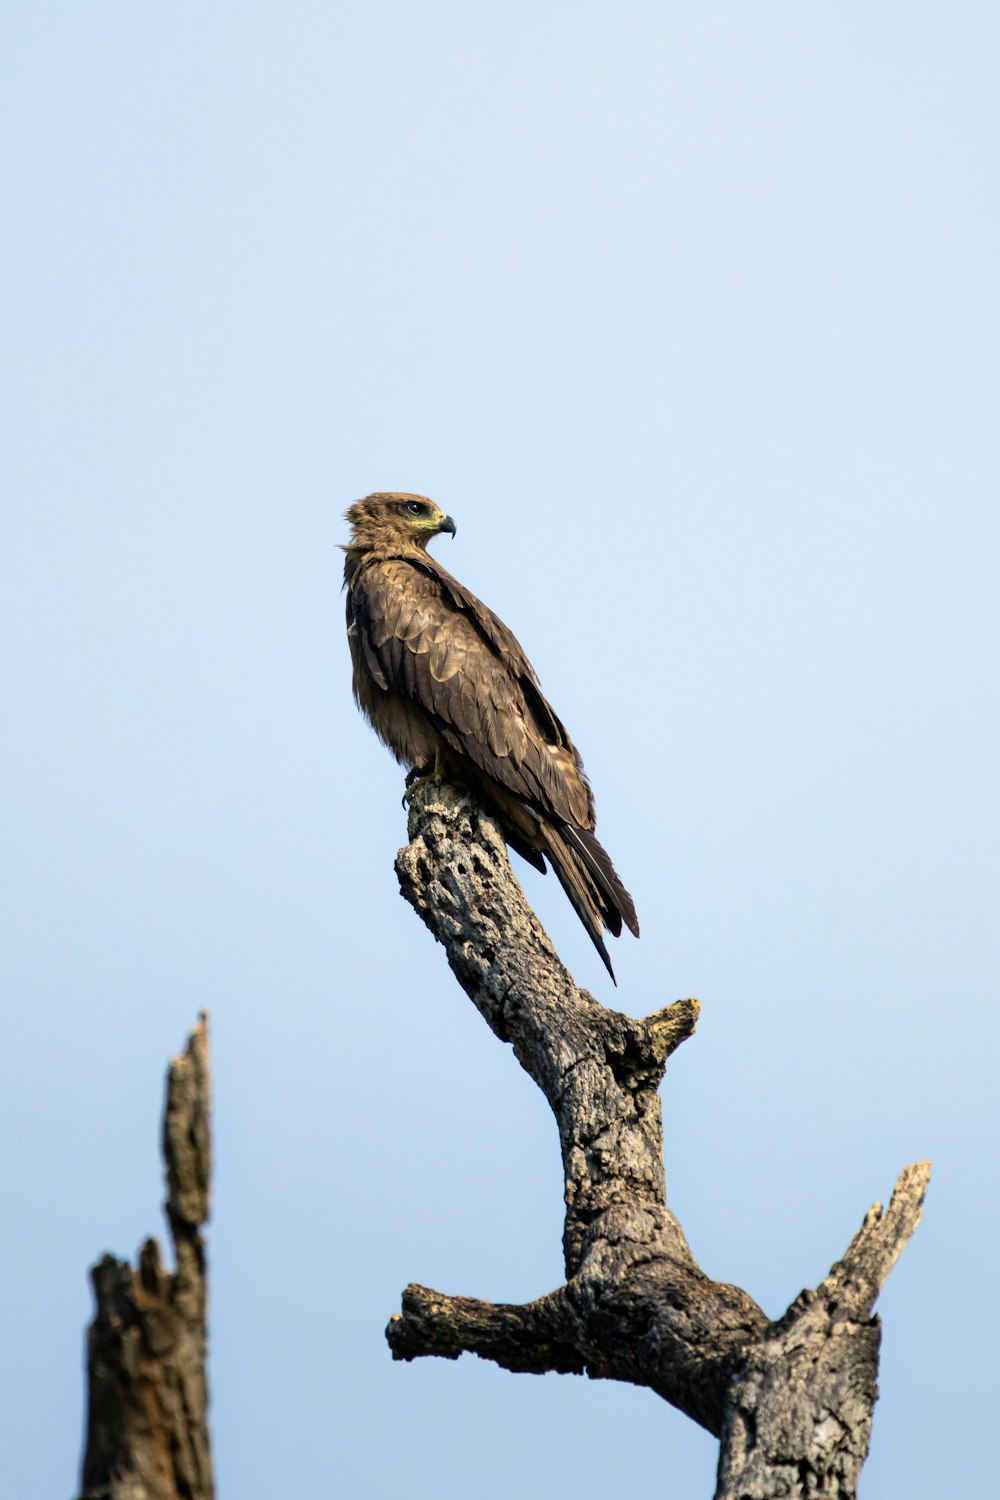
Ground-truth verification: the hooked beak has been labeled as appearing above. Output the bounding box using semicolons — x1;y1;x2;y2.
438;514;457;538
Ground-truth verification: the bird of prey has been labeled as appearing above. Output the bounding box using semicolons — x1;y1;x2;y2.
343;491;639;979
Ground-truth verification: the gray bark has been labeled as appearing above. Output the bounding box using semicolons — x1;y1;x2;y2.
387;783;929;1498
78;1016;213;1500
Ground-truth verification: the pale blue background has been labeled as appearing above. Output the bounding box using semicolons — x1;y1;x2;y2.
2;5;997;1496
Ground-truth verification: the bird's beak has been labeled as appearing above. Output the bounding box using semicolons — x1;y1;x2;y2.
438;514;457;538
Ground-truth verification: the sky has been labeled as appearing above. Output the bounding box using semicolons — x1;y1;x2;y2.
1;4;997;1496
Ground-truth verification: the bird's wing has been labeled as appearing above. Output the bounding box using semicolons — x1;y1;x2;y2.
350;555;594;828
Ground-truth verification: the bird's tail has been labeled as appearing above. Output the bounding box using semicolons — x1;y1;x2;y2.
544;822;640;984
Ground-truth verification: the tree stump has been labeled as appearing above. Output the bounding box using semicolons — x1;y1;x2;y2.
78;1016;213;1500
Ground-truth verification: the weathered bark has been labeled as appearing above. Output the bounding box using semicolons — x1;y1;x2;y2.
387;783;929;1498
78;1016;213;1500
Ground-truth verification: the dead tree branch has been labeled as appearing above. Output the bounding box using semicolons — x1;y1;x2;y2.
387;783;929;1498
78;1015;213;1500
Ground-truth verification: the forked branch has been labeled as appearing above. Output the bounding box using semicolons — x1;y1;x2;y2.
388;783;929;1497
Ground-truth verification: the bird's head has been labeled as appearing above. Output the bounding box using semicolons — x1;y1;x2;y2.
344;492;457;551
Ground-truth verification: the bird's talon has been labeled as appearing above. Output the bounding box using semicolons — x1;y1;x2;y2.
403;754;446;805
402;766;423;806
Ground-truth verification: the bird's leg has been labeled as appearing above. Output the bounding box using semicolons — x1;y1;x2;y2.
403;751;446;805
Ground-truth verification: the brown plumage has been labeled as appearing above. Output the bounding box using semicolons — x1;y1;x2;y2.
343;491;639;980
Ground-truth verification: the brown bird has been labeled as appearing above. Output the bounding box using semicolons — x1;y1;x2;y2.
343;491;639;979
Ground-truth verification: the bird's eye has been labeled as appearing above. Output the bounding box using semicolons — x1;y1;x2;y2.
405;501;425;517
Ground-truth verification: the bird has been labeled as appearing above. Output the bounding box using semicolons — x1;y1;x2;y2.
343;491;639;980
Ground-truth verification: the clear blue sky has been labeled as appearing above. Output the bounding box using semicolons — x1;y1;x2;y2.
2;5;997;1496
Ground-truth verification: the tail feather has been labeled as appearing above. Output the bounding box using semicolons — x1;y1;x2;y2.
543;822;639;984
475;778;639;981
559;824;640;940
544;825;617;982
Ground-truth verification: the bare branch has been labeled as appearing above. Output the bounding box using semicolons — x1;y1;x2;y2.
825;1160;931;1315
388;1284;583;1375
